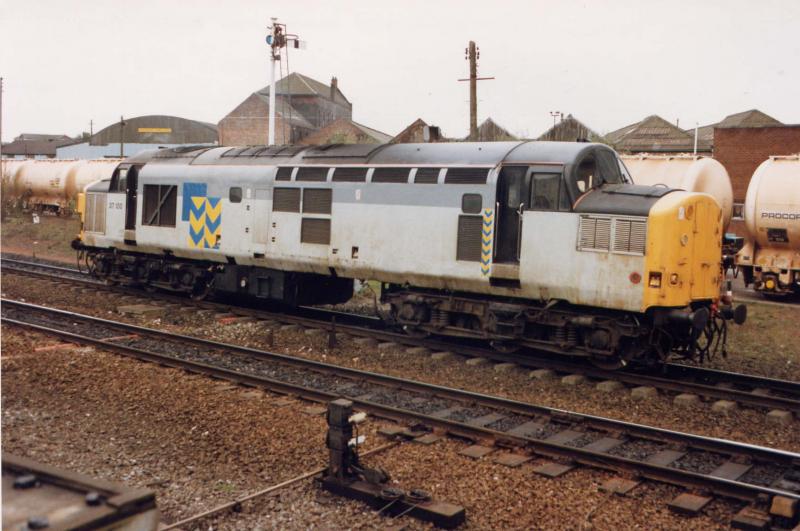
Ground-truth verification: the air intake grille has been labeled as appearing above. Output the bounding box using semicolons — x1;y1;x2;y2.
85;193;107;233
372;167;410;183
612;219;647;255
301;218;331;245
296;167;329;182
445;168;489;184
303;189;332;214
332;167;367;182
456;215;483;261
578;215;612;252
273;188;301;212
414;168;440;184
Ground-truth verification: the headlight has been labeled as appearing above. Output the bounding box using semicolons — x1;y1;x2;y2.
648;272;662;288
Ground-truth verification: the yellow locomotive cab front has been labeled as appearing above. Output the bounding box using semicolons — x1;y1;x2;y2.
643;191;723;311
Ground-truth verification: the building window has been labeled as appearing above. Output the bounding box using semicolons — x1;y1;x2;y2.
229;187;243;203
142;184;177;227
732;203;745;221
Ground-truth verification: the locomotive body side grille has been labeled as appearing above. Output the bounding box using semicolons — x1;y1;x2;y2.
273;188;301;212
578;215;646;255
456;215;483;261
301;218;331;245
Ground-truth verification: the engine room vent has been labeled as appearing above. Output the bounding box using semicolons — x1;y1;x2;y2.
303;188;332;214
444;168;489;184
296;167;329;182
456;215;483;261
332;167;367;182
414;168;441;184
301;218;331;245
84;192;107;233
273;188;301;212
612;218;647;255
372;167;410;183
578;215;612;252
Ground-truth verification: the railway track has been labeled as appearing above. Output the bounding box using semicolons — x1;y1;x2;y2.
2;256;800;417
3;298;800;512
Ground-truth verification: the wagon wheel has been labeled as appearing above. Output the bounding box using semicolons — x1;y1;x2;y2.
190;278;213;301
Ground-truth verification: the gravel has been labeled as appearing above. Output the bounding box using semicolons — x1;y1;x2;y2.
3;273;798;455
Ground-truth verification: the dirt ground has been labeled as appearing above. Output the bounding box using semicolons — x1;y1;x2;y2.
1;214;80;262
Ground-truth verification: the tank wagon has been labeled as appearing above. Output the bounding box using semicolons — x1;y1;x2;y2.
73;142;746;368
736;155;800;296
6;159;120;215
621;155;741;262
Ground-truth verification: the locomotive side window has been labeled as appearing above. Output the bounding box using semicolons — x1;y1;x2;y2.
229;187;243;203
462;194;482;214
530;174;561;211
141;184;177;227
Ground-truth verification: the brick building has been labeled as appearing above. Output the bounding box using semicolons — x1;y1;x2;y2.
714;125;800;203
218;73;352;146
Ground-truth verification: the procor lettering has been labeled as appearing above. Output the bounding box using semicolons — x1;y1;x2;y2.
761;211;800;220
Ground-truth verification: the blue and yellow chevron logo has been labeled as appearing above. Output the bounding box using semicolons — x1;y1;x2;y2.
184;183;221;249
481;208;494;276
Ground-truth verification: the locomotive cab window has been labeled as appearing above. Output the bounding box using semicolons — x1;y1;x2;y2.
109;166;128;193
142;184;177;227
530;174;561;211
229;187;243;203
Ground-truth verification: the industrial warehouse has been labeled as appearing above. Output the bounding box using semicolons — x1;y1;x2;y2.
1;2;799;530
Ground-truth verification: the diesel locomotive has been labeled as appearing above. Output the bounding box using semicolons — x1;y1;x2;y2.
73;142;746;368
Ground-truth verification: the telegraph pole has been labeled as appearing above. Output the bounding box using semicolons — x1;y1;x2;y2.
119;116;126;158
0;77;4;174
458;42;494;141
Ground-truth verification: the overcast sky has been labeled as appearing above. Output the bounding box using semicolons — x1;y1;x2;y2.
1;0;798;142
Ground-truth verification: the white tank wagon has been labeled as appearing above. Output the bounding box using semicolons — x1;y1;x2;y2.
10;159;120;214
621;155;734;230
736;155;800;296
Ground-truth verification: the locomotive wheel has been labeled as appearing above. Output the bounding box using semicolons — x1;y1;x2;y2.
402;325;430;339
190;279;212;301
490;340;521;354
589;355;627;370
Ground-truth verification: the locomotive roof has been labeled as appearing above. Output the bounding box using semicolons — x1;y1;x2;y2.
127;141;614;168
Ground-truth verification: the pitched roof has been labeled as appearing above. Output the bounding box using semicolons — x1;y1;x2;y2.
298;118;391;145
693;109;782;147
607;115;696;153
474;118;517;141
538;114;605;143
390;118;429;144
2;134;75;156
257;72;351;108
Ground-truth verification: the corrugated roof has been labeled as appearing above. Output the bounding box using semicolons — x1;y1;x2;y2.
691;109;782;149
607;115;696;153
538;114;605;143
474;118;518;141
2;134;75;156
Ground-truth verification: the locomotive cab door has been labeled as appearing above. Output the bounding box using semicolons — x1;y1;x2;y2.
494;166;530;264
123;164;142;243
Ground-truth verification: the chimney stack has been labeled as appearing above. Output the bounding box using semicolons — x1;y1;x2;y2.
330;76;338;101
